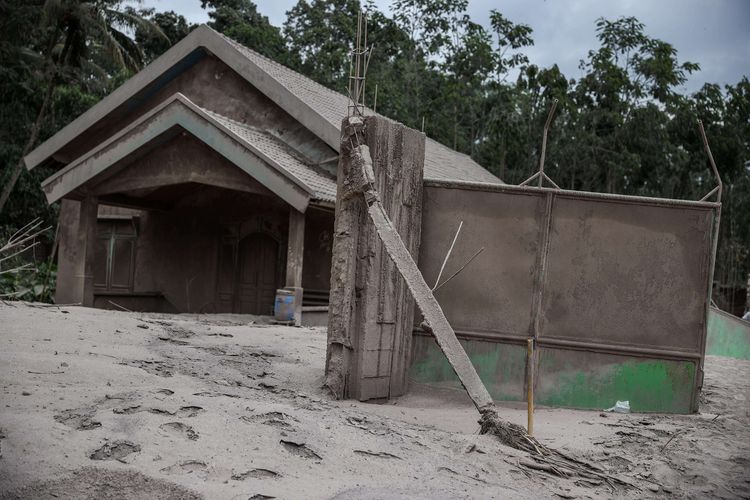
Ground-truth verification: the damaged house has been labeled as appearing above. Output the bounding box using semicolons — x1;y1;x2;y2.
25;25;500;324
25;26;719;415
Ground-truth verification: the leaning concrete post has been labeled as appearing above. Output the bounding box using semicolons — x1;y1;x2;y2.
325;116;425;401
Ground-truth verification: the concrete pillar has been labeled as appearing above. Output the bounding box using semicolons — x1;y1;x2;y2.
80;196;98;307
284;207;305;325
55;196;98;306
326;116;425;401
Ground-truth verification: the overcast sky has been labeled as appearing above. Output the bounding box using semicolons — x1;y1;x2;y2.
141;0;749;93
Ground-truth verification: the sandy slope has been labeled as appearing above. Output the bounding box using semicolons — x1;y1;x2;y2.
0;302;747;499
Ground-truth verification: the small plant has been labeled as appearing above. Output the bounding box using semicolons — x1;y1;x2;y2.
0;219;54;303
0;261;57;303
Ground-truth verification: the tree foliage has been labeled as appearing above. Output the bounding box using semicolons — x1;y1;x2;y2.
202;0;292;64
136;9;193;63
1;0;748;311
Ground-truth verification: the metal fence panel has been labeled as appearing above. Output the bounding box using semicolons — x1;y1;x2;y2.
541;195;713;353
411;181;719;413
419;186;544;338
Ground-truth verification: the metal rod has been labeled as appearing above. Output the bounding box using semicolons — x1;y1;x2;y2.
412;328;705;361
362;13;368;109
355;10;363;112
373;83;378;113
527;338;535;436
537;98;559;187
697;120;723;410
698;120;723;204
346;12;355;115
424;178;720;209
519;171;541;187
543;173;561;190
433;247;485;292
700;185;720;202
348;9;364;117
433;220;463;290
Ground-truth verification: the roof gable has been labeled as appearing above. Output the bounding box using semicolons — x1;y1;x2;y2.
42;93;337;211
26;25;502;185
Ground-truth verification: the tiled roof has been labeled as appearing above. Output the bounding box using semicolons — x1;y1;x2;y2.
219;32;502;185
204;108;337;203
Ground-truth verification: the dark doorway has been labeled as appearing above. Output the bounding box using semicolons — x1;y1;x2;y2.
235;233;279;314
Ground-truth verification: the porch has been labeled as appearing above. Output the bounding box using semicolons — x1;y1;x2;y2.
46;94;336;324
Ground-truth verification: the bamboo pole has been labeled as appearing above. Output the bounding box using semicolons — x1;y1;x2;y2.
527;338;535;436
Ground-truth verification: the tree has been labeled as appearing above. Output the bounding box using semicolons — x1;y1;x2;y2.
202;0;292;64
283;0;359;91
282;0;431;133
571;16;699;193
690;78;750;311
447;10;533;161
0;3;746;310
0;0;166;215
135;9;193;63
391;0;469;128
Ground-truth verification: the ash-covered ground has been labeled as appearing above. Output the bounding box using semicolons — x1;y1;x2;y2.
0;302;747;499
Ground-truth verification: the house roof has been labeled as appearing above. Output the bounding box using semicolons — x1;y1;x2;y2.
26;25;501;186
41;94;335;211
217;32;502;185
202;108;337;202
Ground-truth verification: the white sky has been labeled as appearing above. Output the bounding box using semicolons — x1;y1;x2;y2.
141;0;750;93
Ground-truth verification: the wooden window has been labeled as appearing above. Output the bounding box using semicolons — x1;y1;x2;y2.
94;218;137;292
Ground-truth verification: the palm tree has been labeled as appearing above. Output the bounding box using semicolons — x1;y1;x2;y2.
0;0;167;214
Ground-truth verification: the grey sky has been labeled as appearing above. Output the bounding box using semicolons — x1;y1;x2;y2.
141;0;749;93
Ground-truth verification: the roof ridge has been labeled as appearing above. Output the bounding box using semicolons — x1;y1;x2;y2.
200;106;334;179
212;27;491;172
212;27;349;103
426;137;473;159
199;104;336;201
26;23;502;185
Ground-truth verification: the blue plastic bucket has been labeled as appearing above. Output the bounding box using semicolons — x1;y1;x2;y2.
274;289;295;321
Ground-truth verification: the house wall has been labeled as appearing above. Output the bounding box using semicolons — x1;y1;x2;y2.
95;194;333;314
90;133;275;199
132;192;289;313
56;199;84;305
89;192;290;314
411;181;719;413
77;200;335;316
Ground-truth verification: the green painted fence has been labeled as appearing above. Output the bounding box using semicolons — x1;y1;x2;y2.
410;335;698;413
706;307;750;360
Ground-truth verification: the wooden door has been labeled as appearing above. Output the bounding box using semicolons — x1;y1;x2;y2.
94;219;136;293
236;233;278;315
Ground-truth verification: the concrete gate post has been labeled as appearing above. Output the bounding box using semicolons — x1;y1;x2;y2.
326;116;425;401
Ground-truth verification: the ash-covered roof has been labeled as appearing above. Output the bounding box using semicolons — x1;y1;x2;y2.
219;31;501;185
203;108;337;202
40;94;324;212
26;25;502;187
